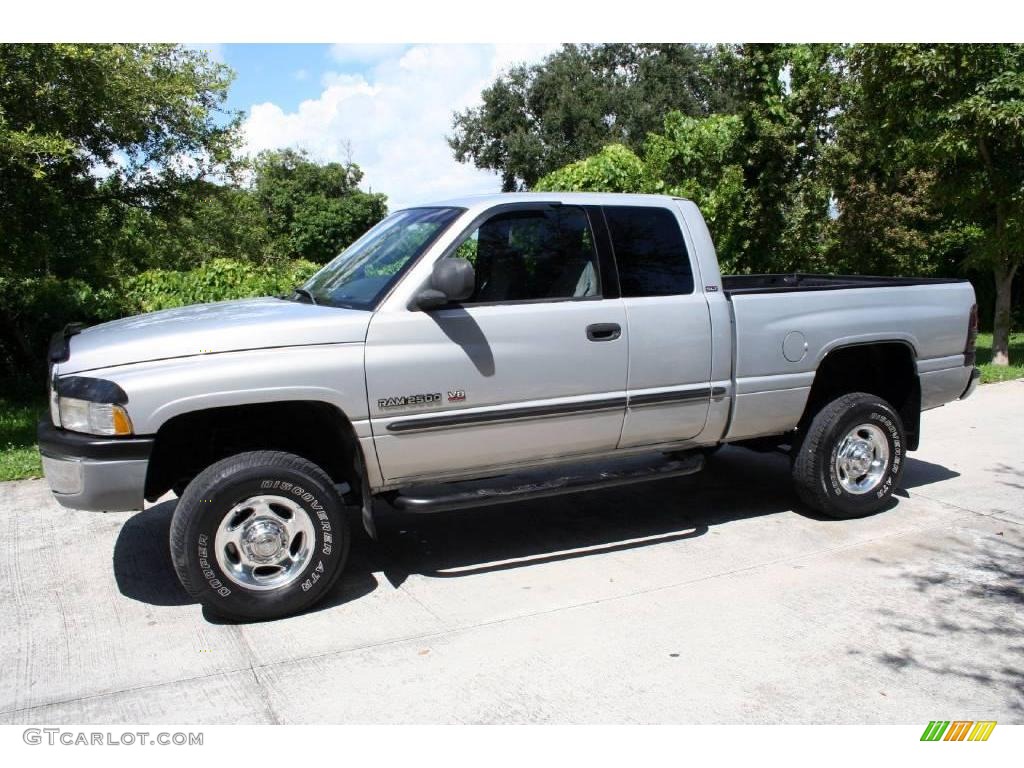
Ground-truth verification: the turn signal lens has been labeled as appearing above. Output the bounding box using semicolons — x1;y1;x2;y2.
112;405;133;435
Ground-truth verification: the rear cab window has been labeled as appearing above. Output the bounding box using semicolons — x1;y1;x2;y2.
603;206;693;297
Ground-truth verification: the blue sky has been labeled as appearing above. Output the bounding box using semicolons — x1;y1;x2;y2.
201;44;559;209
221;44;333;114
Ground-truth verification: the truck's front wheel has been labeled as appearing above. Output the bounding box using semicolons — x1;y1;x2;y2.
169;451;350;621
792;392;906;519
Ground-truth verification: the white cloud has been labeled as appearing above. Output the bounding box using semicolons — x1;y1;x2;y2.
329;44;409;64
241;43;559;210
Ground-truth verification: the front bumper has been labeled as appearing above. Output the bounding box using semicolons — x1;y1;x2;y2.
960;366;982;400
37;420;154;511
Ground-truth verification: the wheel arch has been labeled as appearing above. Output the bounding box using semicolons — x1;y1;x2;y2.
144;399;368;503
800;341;921;451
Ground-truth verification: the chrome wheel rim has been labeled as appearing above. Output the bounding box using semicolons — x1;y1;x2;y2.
834;423;890;495
214;495;315;590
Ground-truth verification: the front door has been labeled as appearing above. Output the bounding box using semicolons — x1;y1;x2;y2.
365;204;628;484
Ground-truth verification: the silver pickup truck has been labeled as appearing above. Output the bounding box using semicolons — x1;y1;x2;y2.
39;193;980;620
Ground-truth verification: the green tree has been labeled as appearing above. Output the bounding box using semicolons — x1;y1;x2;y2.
644;113;748;272
537;45;844;275
827;167;945;276
822;63;952;280
0;43;238;373
252;149;388;264
113;182;272;271
450;44;734;191
533;143;653;194
851;44;1024;365
536;113;749;272
719;44;842;272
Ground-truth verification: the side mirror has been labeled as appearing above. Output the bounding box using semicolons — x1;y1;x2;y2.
413;258;475;310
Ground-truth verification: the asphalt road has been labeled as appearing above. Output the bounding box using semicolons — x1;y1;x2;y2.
1;381;1021;724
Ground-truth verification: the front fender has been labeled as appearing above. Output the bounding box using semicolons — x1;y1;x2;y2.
73;344;370;436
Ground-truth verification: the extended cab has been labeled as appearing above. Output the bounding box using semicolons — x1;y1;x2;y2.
39;193;980;620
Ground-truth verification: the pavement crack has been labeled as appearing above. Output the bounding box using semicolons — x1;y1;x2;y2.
907;490;1022;527
231;624;283;725
397;583;451;630
371;541;453;630
0;666;258;718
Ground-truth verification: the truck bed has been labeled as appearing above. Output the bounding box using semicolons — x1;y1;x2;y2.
721;273;966;296
720;275;976;443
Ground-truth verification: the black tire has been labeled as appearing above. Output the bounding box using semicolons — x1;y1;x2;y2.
169;450;350;621
792;392;906;519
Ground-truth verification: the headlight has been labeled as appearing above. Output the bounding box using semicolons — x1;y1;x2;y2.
57;397;134;436
51;376;134;436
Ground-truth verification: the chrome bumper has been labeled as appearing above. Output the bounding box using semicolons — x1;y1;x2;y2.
41;455;149;511
960;367;982;400
37;420;153;511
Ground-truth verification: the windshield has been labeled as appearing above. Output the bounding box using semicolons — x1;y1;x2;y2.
302;206;463;309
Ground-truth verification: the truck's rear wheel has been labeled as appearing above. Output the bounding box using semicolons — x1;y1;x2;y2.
169;451;350;621
792;392;906;519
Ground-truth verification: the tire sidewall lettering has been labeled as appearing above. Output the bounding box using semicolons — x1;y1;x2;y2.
868;412;902;499
260;478;333;554
828;407;904;503
300;560;325;592
828;442;843;496
196;532;231;596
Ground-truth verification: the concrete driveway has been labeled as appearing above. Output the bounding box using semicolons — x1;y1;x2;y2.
1;381;1021;724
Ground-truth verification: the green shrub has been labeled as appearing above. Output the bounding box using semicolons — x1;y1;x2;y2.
122;258;320;313
0;259;322;384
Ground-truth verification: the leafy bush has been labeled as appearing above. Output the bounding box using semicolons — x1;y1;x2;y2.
122;258;319;313
534;144;653;194
0;259;321;382
534;115;750;273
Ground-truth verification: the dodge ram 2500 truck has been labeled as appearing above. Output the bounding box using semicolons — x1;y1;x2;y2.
39;193;980;620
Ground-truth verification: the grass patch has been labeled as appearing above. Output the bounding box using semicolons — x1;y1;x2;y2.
0;394;45;482
976;332;1024;384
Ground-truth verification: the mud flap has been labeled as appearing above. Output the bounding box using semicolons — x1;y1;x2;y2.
340;445;378;540
357;453;377;541
361;495;377;540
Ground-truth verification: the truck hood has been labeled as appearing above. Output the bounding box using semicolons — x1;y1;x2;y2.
61;297;371;374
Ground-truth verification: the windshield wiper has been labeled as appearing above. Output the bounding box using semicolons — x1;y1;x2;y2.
291;287;318;305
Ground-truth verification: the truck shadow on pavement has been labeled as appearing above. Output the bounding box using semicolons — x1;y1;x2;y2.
367;449;959;588
112;448;961;622
898;456;960;490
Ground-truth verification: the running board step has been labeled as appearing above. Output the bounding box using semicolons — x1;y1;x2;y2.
389;451;704;513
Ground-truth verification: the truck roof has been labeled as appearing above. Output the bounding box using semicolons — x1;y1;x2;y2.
402;191;689;211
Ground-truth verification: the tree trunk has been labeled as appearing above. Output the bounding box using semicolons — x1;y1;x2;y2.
991;267;1015;367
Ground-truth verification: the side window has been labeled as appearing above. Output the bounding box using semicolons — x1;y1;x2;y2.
604;206;694;297
457;207;600;303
